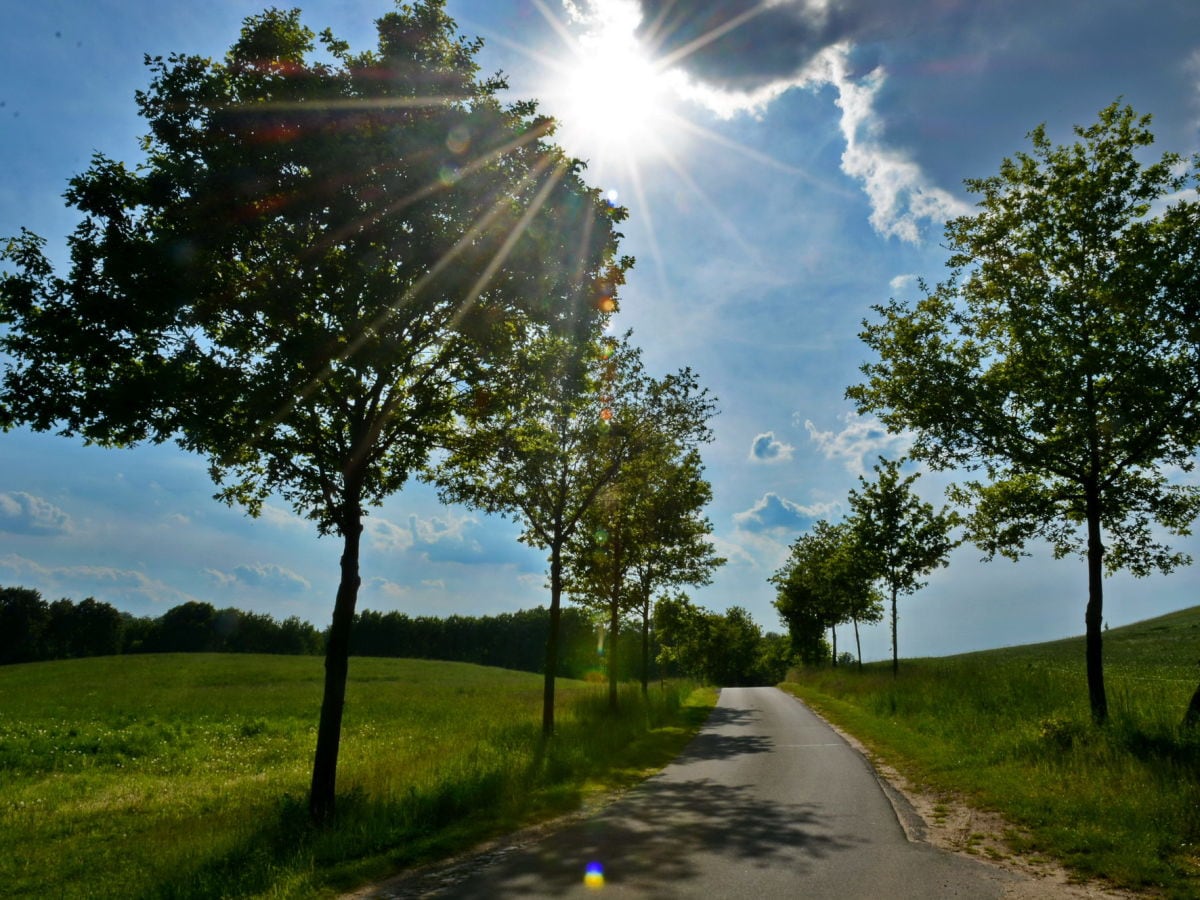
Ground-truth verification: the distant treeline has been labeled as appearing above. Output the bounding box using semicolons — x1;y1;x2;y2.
349;606;638;680
0;586;640;679
0;587;324;664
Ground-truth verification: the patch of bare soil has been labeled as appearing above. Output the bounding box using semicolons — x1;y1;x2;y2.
805;705;1145;899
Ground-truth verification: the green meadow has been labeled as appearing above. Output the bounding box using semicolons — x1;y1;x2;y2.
0;653;713;898
783;605;1200;897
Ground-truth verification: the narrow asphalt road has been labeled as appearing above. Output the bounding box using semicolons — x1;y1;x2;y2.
376;687;1019;898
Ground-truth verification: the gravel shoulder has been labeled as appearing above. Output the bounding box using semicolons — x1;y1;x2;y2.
794;695;1142;899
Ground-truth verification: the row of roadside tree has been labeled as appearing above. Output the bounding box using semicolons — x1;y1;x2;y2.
774;102;1200;731
0;3;729;822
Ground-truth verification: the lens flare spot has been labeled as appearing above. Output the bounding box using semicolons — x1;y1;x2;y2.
600;407;613;421
446;124;471;154
585;861;605;889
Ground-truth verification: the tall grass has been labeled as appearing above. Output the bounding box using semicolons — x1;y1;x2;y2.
782;607;1200;897
0;653;713;898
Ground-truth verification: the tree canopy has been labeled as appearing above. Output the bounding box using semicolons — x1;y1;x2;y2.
0;2;626;820
848;103;1200;715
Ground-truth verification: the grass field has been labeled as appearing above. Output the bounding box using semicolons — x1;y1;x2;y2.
0;653;714;898
783;606;1200;898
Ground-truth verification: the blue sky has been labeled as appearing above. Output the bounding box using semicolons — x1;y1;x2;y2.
2;0;1198;661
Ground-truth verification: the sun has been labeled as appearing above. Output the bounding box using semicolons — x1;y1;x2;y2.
536;0;685;172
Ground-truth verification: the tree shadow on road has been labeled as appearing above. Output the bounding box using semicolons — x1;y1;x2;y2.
415;775;866;898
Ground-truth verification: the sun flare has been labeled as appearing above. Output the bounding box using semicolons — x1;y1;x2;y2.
539;1;684;170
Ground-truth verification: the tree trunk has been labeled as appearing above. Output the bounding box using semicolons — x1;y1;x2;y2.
309;496;363;825
542;542;564;737
1084;484;1109;725
640;596;650;697
853;615;863;671
890;584;899;679
830;624;838;667
1183;682;1200;729
608;532;622;712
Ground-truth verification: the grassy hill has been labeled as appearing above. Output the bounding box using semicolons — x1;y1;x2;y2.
0;653;712;898
783;605;1200;897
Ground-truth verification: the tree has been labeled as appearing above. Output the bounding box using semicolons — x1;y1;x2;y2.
0;3;624;821
438;329;714;724
705;606;763;687
653;591;709;680
848;103;1200;719
0;586;48;664
564;366;717;709
569;437;721;700
846;458;958;677
623;447;724;695
772;519;883;669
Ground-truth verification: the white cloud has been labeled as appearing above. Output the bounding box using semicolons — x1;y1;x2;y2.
0;554;198;607
811;45;970;242
733;492;838;533
366;517;415;552
364;577;411;601
258;503;310;532
208;562;311;595
749;431;795;463
803;411;912;475
0;491;72;535
889;273;918;293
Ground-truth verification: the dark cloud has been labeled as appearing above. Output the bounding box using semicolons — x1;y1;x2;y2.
634;0;972;91
635;0;1200;195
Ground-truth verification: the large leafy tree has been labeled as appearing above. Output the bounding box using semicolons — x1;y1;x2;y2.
848;104;1200;719
846;458;958;677
0;3;624;821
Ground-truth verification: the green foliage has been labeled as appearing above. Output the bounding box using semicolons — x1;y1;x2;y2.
771;518;883;666
565;389;722;699
654;594;781;686
783;607;1200;894
848;102;1200;716
0;653;714;898
847;457;958;674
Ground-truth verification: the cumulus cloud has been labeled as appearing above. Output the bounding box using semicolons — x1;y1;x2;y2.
364;577;411;601
366;511;480;560
733;492;837;533
258;503;309;532
0;492;72;535
889;273;918;293
812;45;970;242
803;411;911;475
208;563;311;595
749;431;795;463
0;553;198;607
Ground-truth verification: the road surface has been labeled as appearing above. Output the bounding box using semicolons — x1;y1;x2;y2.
373;687;1019;898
